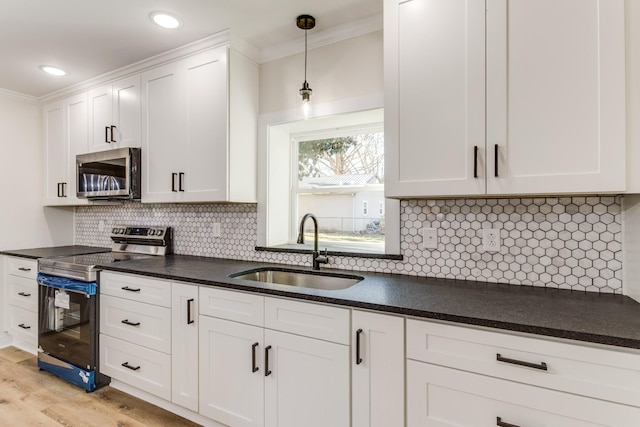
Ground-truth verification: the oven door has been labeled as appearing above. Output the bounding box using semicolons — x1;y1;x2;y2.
37;273;96;370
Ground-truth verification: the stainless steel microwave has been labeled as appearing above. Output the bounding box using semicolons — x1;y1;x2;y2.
76;147;141;200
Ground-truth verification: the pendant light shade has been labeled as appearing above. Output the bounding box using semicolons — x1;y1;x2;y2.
297;15;315;118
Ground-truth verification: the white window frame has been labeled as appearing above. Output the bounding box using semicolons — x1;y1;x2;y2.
257;98;400;255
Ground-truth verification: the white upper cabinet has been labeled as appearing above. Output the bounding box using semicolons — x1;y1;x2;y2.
43;94;89;206
87;75;141;152
141;46;258;203
385;0;626;198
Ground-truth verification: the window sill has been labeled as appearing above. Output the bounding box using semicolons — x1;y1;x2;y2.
255;245;403;260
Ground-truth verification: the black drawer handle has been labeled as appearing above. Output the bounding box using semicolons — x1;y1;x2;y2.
497;417;521;427
187;298;195;325
121;319;141;327
121;362;140;371
355;328;363;365
497;354;547;371
18;267;32;272
265;345;272;377
252;342;259;373
121;286;141;293
18;292;31;297
18;323;31;330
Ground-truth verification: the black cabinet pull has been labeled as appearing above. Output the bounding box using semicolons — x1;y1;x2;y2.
265;345;272;376
497;417;521;427
18;267;31;272
355;328;363;365
121;362;140;371
473;145;479;178
57;182;62;197
179;172;185;192
494;144;499;177
110;125;117;142
105;126;110;143
496;354;547;371
18;292;31;297
121;286;141;293
172;173;178;192
121;319;140;327
187;298;195;325
18;323;31;330
61;182;67;197
252;342;259;373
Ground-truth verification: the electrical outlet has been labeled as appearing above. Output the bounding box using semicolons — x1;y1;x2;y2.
421;228;438;249
212;222;221;238
482;228;501;252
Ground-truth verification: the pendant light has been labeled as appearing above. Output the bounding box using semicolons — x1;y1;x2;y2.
297;14;315;119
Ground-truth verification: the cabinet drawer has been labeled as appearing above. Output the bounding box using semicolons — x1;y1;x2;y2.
407;361;640;427
100;272;171;307
8;305;38;344
8;275;38;311
407;319;640;407
7;257;37;280
100;334;171;401
265;297;349;344
100;294;171;353
199;286;264;326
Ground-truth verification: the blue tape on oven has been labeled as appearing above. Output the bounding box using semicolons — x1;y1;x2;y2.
37;273;97;295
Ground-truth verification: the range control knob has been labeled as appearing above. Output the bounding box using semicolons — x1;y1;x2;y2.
156;229;164;236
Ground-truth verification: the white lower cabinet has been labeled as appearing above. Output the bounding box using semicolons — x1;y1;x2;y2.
352;310;405;427
4;257;38;353
199;287;350;427
406;319;640;426
172;282;199;412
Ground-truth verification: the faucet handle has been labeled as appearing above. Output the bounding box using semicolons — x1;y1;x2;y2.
315;248;329;265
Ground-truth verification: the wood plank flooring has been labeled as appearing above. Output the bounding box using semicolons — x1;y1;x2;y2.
0;346;201;427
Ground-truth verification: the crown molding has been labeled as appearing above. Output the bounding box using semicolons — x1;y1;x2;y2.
38;30;248;103
259;13;382;64
0;88;39;104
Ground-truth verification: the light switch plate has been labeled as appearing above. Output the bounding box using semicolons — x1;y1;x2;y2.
421;228;438;249
212;222;221;238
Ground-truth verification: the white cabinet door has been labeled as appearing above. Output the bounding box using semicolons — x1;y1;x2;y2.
87;84;113;152
407;361;640;427
44;94;88;205
385;0;486;198
171;282;199;412
264;329;350;427
43;100;66;204
199;316;264;427
486;0;625;195
88;75;141;152
181;47;229;202
141;60;184;203
352;311;404;427
112;75;141;149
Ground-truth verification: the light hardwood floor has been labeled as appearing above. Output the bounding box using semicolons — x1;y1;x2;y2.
0;346;201;426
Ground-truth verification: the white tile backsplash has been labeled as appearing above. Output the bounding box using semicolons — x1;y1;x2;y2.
75;195;623;293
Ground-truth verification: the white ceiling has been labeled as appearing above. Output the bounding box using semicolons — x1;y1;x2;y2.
0;0;382;98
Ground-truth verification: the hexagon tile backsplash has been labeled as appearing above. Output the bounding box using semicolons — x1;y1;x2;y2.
75;196;623;294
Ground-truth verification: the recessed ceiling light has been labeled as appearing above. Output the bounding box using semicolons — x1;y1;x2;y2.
150;11;182;29
39;65;67;76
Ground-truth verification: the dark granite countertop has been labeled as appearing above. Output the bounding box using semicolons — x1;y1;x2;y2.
0;245;110;260
98;254;640;350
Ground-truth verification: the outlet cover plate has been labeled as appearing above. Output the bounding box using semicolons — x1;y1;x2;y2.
422;228;438;249
482;228;501;252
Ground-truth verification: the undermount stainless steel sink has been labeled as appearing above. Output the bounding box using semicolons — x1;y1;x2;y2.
230;268;363;291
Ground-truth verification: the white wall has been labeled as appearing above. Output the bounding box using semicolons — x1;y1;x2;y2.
259;31;383;114
0;91;74;250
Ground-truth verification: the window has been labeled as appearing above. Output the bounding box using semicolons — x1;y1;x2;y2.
260;106;400;256
293;126;384;252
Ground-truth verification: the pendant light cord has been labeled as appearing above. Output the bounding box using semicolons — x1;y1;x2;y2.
304;29;308;82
